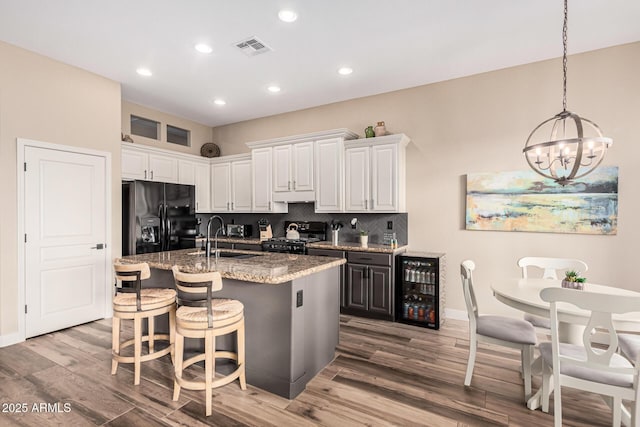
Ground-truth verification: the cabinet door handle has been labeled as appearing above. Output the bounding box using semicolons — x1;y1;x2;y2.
227;202;230;210
231;202;234;210
364;199;368;210
288;181;291;190
196;201;199;210
151;170;154;180
293;180;296;190
268;201;272;210
144;170;147;179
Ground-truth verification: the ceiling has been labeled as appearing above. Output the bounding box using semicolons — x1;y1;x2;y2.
1;0;639;127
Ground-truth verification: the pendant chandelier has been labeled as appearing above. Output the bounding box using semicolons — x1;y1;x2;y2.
523;0;612;186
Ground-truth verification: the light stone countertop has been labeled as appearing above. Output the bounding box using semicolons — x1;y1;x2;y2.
197;236;407;254
307;241;408;254
116;248;345;285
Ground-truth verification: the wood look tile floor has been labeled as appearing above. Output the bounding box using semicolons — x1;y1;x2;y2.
0;315;616;426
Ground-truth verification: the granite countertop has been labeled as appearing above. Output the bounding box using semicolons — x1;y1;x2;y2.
307;241;408;254
192;236;263;245
116;248;345;285
198;237;407;254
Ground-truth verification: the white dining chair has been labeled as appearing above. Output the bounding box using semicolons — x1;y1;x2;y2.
517;257;588;330
539;287;640;427
460;260;537;400
619;333;640;365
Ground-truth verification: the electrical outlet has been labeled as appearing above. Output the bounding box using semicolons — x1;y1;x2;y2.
296;290;303;307
387;221;393;230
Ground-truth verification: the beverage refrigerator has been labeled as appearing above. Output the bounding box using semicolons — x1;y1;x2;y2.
396;252;446;329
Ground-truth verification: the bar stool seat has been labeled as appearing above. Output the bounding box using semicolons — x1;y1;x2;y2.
171;265;246;416
112;262;176;385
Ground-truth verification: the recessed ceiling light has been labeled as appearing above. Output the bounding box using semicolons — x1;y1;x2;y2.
278;9;298;23
338;67;353;76
136;68;152;76
194;43;213;54
213;99;226;106
267;85;281;93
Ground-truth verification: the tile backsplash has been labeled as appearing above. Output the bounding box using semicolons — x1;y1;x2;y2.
197;203;408;245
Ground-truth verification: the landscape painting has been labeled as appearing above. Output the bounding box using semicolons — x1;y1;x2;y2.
465;167;618;235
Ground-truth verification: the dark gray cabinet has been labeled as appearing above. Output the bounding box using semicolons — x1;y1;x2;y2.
344;251;394;320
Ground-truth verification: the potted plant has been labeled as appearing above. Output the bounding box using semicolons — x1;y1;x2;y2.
562;270;587;290
359;230;368;247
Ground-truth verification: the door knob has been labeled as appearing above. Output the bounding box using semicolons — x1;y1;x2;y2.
91;243;105;250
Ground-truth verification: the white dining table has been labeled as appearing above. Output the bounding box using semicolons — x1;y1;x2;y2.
491;277;640;416
492;278;640;342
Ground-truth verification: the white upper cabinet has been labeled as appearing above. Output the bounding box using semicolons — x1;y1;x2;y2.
315;138;344;212
251;147;287;213
148;153;179;183
179;159;210;212
231;159;252;212
211;162;231;212
273;145;292;193
272;141;314;199
344;146;370;212
210;154;252;213
122;145;178;183
344;134;409;213
122;148;149;180
292;141;314;192
246;128;358;205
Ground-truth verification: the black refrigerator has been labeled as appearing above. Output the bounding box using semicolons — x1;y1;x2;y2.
122;181;198;255
396;252;446;330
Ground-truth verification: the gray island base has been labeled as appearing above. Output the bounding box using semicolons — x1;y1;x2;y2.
119;249;342;399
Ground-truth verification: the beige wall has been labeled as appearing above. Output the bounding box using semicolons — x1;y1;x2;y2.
0;41;121;336
213;42;640;317
121;101;213;156
1;39;637;336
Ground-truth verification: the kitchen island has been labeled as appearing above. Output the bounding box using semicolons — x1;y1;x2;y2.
116;248;345;399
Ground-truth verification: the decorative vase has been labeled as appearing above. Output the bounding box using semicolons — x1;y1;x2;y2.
360;235;368;247
561;279;584;290
374;121;387;137
364;126;375;138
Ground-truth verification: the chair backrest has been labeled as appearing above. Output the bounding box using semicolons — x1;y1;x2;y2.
540;287;640;377
172;265;223;328
114;262;150;281
460;260;479;328
518;257;588;280
114;262;150;311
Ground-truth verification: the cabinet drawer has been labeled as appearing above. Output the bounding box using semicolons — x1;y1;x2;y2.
347;252;392;266
307;248;345;258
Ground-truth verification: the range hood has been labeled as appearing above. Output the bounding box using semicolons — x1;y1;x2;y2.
272;190;315;203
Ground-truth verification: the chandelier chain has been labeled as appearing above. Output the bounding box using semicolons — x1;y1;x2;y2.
562;0;568;112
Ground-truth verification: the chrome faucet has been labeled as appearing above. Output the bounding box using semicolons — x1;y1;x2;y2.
205;215;225;260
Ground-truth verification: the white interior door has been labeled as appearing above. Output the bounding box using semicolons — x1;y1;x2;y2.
24;146;108;338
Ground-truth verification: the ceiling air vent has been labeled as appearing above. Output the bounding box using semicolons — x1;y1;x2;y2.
234;36;272;57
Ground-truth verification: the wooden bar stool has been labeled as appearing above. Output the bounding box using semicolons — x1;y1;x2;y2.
112;262;176;385
171;265;246;416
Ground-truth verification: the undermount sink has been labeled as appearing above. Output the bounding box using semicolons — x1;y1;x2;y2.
188;250;260;259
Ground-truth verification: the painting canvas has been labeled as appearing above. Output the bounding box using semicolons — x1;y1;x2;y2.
465;167;618;235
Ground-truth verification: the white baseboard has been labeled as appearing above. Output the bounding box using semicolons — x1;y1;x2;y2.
445;308;468;321
0;332;23;348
